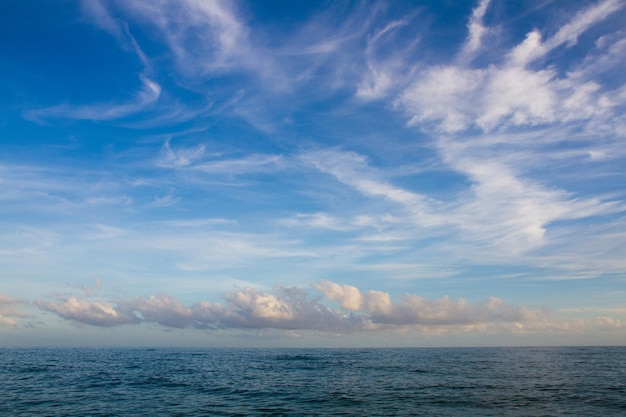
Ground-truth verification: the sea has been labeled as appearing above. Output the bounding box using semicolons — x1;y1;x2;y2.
1;346;624;416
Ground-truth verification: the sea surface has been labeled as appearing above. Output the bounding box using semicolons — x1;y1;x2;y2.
1;346;625;416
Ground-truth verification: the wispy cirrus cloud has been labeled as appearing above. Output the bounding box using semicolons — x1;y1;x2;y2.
399;0;625;133
36;297;133;327
300;150;443;228
458;0;491;63
25;76;161;123
301;147;623;257
157;140;283;175
356;18;413;101
121;0;259;76
336;0;626;264
26;1;162;124
87;0;280;90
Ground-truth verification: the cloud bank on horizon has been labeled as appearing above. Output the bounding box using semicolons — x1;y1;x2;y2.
1;0;625;346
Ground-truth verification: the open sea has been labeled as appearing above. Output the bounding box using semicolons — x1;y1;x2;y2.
1;346;625;416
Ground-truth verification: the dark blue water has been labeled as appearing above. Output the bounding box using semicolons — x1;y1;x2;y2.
1;347;624;416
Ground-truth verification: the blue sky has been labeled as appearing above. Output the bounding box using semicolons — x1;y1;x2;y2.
1;0;625;347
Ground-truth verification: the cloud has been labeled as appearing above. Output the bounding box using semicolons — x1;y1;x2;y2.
399;0;624;133
505;0;624;67
197;286;363;332
400;64;616;133
35;284;363;332
25;76;161;122
101;0;277;84
86;0;391;100
33;280;621;336
6;0;626;346
157;140;208;169
36;297;135;326
365;0;626;258
541;0;624;54
458;0;492;62
120;294;192;328
0;294;31;327
81;0;126;42
281;212;354;232
301;148;623;257
437;142;623;253
313;280;541;325
313;280;365;311
157;140;283;175
356;19;412;100
300;150;442;227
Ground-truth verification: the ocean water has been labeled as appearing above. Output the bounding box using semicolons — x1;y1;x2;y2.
1;347;625;416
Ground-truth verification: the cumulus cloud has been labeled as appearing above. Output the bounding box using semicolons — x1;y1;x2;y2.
120;294;192;328
313;280;541;326
35;284;364;332
314;280;364;311
36;297;135;326
0;294;31;327
32;280;620;336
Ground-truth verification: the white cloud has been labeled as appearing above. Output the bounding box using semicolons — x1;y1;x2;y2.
357;19;411;100
120;294;192;328
300;150;443;228
402;66;484;133
506;0;624;67
313;279;541;325
399;0;624;133
36;297;134;326
25;76;161;122
542;0;624;53
400;63;617;133
380;0;626;259
282;212;354;232
194;154;283;175
459;0;492;62
106;0;277;84
0;294;31;327
81;0;126;41
157;140;282;175
574;35;626;81
30;280;623;337
314;280;364;311
157;140;208;169
5;0;626;345
301;147;622;256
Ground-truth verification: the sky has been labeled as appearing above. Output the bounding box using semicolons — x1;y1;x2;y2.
1;0;625;348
